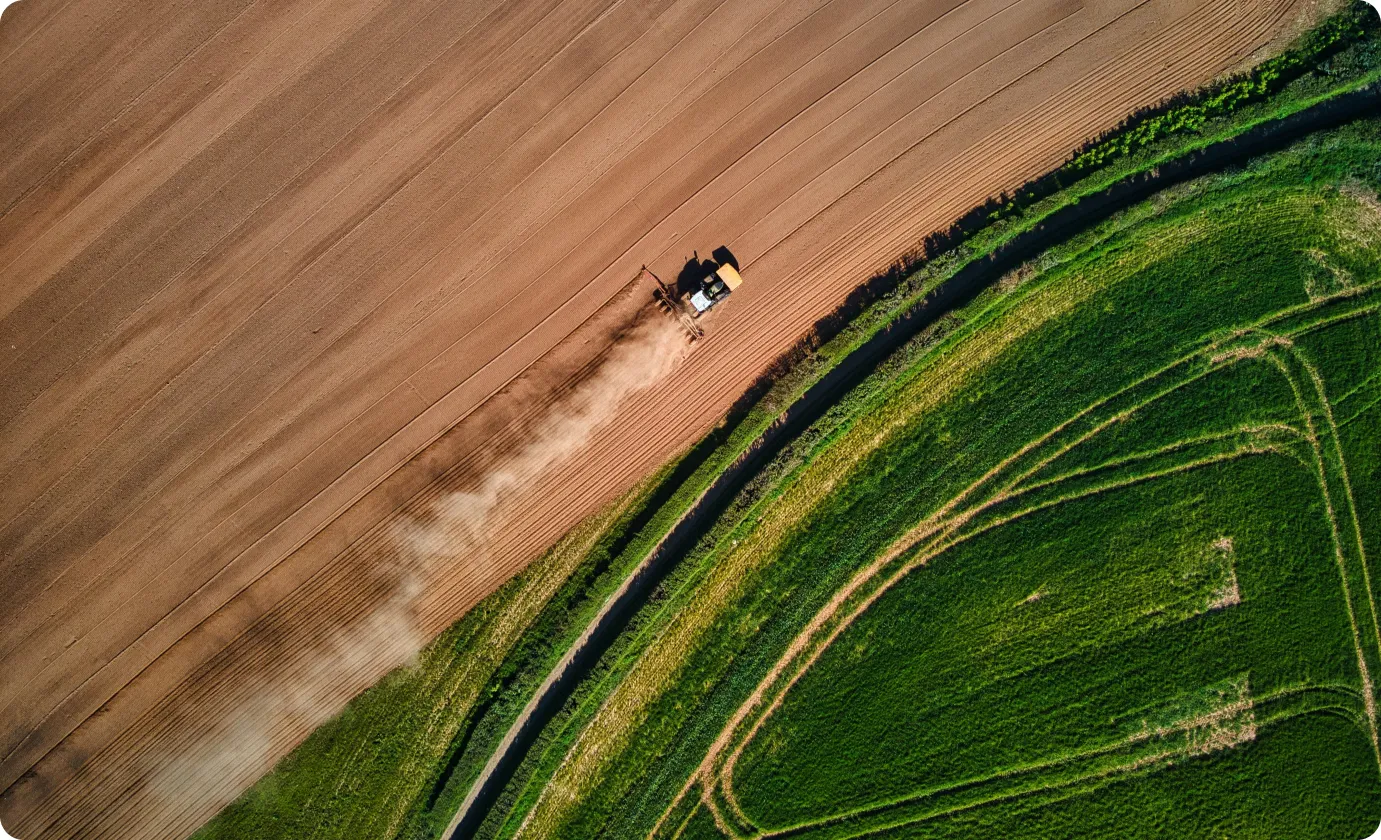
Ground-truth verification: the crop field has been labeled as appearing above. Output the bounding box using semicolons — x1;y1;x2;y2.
475;119;1381;839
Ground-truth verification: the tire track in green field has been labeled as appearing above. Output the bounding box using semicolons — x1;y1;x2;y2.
704;355;1279;833
1264;338;1381;764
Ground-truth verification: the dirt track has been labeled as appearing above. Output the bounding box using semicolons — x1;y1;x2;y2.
0;0;1309;836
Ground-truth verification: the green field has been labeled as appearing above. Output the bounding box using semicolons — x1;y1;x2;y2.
496;124;1381;840
194;9;1381;839
713;185;1381;839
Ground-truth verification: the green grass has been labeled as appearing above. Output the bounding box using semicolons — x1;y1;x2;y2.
492;121;1381;839
734;460;1357;830
877;712;1380;839
710;174;1381;839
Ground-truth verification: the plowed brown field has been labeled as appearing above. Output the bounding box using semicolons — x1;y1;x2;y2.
0;0;1309;836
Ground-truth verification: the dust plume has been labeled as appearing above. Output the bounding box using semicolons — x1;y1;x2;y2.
393;314;691;577
142;579;425;816
141;312;689;822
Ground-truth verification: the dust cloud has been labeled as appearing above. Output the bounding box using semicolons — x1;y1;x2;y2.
143;313;690;819
393;314;690;576
143;581;425;815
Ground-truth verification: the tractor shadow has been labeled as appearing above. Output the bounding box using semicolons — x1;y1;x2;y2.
675;254;715;297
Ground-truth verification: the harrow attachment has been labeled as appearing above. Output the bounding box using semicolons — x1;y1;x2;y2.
644;266;704;340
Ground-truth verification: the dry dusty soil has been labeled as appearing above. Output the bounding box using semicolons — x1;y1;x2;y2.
0;0;1312;836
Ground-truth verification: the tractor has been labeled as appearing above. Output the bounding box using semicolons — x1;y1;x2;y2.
644;253;744;340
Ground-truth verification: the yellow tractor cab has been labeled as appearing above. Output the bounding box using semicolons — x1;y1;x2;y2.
689;262;742;315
